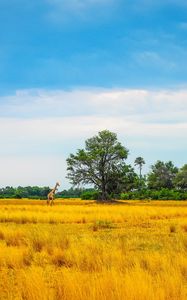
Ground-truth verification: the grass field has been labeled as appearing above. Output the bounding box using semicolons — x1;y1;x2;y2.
0;199;187;300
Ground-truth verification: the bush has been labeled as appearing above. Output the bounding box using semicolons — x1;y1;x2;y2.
81;190;100;200
120;189;187;200
150;191;159;200
93;220;114;231
120;193;129;200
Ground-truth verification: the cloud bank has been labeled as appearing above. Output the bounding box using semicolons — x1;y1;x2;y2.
0;87;187;187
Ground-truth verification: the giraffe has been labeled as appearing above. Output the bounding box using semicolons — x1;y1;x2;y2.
47;182;60;206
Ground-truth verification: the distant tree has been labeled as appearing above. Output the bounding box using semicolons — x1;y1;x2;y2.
15;186;28;198
134;157;145;190
121;164;140;192
66;130;129;201
147;160;178;190
0;186;51;199
57;188;83;198
40;187;50;197
0;186;15;198
174;164;187;190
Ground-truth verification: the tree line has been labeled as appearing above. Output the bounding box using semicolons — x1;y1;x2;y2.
0;130;186;201
67;130;187;201
0;186;85;199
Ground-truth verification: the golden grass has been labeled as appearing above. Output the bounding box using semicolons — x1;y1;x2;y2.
0;199;187;299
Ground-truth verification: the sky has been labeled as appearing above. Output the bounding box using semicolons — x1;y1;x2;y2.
0;0;187;188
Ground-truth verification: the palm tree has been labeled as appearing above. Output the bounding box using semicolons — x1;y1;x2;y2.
134;157;145;190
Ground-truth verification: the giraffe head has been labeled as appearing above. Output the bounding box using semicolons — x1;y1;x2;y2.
53;182;60;192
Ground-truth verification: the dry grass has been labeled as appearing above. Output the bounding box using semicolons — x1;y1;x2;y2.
0;199;187;299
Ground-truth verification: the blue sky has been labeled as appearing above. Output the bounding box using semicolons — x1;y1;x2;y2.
0;0;187;187
1;0;187;91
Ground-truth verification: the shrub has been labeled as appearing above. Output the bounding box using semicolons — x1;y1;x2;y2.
120;193;129;200
92;220;114;230
81;190;100;200
120;189;187;201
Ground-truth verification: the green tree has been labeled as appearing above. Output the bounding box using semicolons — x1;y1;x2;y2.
66;130;129;201
121;164;139;192
147;160;178;190
107;164;139;197
134;157;145;190
174;164;187;190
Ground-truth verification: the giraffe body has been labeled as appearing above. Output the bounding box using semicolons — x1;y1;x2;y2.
47;182;60;206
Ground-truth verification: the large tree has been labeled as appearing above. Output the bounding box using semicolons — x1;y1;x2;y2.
66;130;129;200
147;160;178;190
174;164;187;190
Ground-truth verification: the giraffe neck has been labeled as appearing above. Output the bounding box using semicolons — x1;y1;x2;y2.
52;183;58;193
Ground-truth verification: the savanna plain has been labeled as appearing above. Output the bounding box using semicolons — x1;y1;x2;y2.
0;199;187;300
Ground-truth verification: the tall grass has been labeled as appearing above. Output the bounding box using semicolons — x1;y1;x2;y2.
0;199;186;299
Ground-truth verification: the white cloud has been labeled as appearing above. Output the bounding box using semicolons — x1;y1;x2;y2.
0;115;186;145
1;88;187;122
0;87;187;187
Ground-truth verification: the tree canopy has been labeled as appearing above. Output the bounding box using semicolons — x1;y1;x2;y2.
175;164;187;190
66;130;129;200
147;161;178;190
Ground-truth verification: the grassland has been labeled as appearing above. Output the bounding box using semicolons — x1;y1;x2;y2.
0;199;187;300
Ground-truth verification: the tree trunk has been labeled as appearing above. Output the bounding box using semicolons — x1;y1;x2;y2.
101;180;108;201
139;166;142;190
